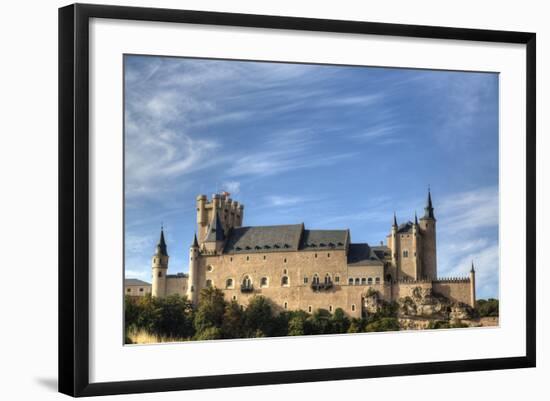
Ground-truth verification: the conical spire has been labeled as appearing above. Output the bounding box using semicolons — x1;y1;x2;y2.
155;226;168;256
422;188;435;220
191;232;199;248
393;212;398;227
414;210;418;225
470;260;475;273
204;210;225;242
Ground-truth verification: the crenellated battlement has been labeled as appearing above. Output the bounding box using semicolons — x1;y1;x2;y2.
433;277;471;283
196;192;244;244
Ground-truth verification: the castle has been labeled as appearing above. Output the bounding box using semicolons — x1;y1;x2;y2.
144;190;476;318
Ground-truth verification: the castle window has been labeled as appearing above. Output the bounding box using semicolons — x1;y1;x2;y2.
242;276;252;288
367;277;373;285
375;277;381;284
315;253;318;258
283;269;287;275
284;258;287;263
207;265;213;272
313;274;320;285
303;277;309;284
260;277;268;288
246;256;249;261
158;272;162;278
230;257;233;262
281;276;289;286
361;278;366;285
206;279;213;288
329;305;333;312
414;252;416;257
284;302;288;310
335;275;340;283
308;306;312;313
403;250;409;258
355;278;360;285
127;288;131;293
139;288;143;292
348;278;354;285
226;278;234;289
324;274;332;284
351;304;356;312
232;295;237;301
327;253;330;258
263;255;266;260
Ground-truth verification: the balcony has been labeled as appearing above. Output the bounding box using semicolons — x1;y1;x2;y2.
311;282;333;292
240;284;254;293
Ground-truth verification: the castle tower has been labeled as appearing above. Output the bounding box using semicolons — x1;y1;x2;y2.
203;210;226;254
187;233;200;305
151;227;169;298
196;193;244;244
418;189;437;279
469;261;476;308
390;212;398;271
412;211;420;280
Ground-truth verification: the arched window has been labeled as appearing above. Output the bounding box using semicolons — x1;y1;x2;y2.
367;277;373;285
329;305;333;312
242;275;251;288
324;274;332;284
348;278;354;285
308;305;312;313
260;277;268;288
207;265;213;272
206;279;213;288
335;275;340;283
403;250;409;258
281;276;289;286
284;301;288;309
375;277;381;284
351;304;356;312
361;278;366;285
158;271;162;278
355;278;360;285
226;278;233;288
312;274;320;284
303;276;309;284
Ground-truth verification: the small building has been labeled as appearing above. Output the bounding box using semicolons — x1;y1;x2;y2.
124;278;152;297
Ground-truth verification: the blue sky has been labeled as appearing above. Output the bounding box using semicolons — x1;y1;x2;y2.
124;55;499;299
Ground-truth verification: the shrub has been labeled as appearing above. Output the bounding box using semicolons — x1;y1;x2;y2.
476;298;499;317
365;317;400;332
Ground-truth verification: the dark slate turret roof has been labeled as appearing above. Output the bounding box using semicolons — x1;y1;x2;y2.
300;229;349;251
224;224;303;253
422;189;435;220
155;228;168;256
204;211;225;242
397;221;414;233
191;233;199;248
347;243;384;266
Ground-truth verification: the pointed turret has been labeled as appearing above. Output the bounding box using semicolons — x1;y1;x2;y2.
469;260;476;307
155;226;168;256
414;211;418;225
204;210;225;242
470;260;476;273
191;232;199;248
422;188;435;220
393;212;398;227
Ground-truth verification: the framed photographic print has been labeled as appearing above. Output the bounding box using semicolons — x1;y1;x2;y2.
58;3;536;397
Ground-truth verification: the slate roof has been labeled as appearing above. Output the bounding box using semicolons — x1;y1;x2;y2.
347;243;384;266
204;211;225;242
125;278;151;286
155;229;168;256
397;221;414;233
371;245;391;260
224;224;304;253
300;229;349;251
166;273;188;279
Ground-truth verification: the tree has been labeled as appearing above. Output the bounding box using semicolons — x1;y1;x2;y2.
152;294;194;338
193;326;223;341
244;296;274;337
194;287;226;334
309;308;333;334
288;310;310;336
331;308;350;334
476;298;499;317
222;301;245;339
365;317;400;332
347;318;362;333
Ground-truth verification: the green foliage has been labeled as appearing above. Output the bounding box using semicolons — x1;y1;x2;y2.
243;296;274;337
365;317;400;332
221;300;245;339
193;326;223;341
476;298;499;317
287;310;311;336
427;320;469;330
331;308;350;334
365;287;378;297
347;318;363;333
309;308;333;334
194;287;227;334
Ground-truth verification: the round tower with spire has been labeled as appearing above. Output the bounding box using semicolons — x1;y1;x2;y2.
187;233;200;305
418;188;437;280
469;261;477;308
390;212;398;271
151;226;169;298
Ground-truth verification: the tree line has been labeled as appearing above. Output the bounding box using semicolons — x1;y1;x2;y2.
125;287;399;343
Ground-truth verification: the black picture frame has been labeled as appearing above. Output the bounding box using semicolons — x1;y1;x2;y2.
58;3;536;397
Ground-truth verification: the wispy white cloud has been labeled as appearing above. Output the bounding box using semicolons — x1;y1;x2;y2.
221;181;241;195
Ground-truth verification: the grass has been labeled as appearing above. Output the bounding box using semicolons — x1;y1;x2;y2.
126;328;191;344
